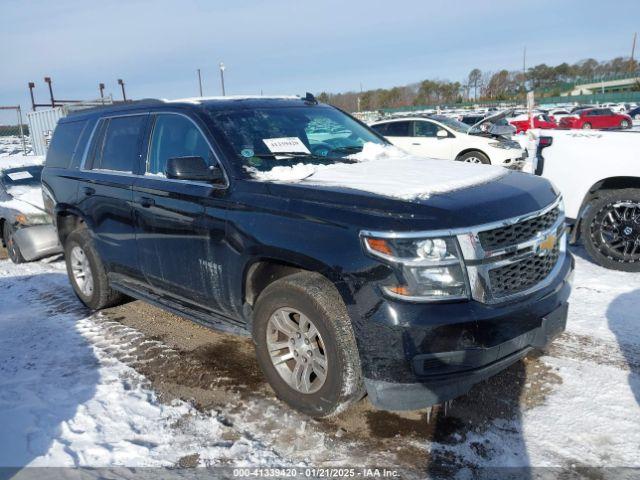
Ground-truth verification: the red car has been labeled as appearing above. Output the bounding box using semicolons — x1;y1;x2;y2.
509;113;557;133
559;108;633;130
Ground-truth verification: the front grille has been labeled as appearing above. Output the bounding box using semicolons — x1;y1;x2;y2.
479;206;560;250
488;244;560;297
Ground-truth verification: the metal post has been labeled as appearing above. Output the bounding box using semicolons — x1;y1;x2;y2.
44;77;54;107
118;79;127;101
99;83;105;104
219;62;226;96
197;69;203;96
16;106;27;155
28;82;36;111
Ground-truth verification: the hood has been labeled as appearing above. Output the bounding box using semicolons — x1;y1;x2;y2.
250;143;507;202
469;109;514;134
5;185;46;213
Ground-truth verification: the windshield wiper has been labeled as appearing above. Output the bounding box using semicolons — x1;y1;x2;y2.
330;146;363;154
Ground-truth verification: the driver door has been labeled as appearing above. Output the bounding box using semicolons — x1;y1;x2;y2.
407;120;454;160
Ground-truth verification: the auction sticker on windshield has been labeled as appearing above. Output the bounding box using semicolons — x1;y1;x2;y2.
263;137;311;155
6;171;33;181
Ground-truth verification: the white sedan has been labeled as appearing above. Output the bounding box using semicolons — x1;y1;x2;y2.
370;113;526;167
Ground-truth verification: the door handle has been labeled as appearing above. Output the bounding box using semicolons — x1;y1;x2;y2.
137;197;155;208
82;187;95;196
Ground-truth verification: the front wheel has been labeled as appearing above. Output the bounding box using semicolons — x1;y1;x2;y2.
582;122;592;129
252;271;364;417
581;189;640;272
64;228;128;309
620;119;630;129
3;222;25;264
456;150;490;164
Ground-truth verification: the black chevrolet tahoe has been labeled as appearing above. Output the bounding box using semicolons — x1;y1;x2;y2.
42;96;573;417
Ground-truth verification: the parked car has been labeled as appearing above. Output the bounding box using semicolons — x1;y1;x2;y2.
628;106;640;120
0;162;62;263
559;108;633;130
370;112;524;167
547;108;573;124
532;129;640;271
43;97;573;417
509;113;558;133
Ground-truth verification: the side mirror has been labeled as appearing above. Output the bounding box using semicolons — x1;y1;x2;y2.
165;156;224;183
436;129;448;138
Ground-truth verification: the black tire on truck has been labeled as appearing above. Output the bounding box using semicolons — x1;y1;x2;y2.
252;271;365;417
581;188;640;272
3;222;26;264
457;150;491;164
64;227;128;309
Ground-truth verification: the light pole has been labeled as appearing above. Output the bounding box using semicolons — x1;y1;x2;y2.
219;62;226;96
197;69;203;96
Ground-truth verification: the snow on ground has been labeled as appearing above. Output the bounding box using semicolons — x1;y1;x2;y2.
0;259;286;468
0;136;32;158
0;250;639;470
251;142;507;200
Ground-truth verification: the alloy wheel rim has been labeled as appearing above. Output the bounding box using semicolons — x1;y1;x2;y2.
592;201;640;262
70;246;94;297
464;156;482;164
266;307;328;394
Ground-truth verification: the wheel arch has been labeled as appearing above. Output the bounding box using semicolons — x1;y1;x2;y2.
55;208;90;245
456;148;490;163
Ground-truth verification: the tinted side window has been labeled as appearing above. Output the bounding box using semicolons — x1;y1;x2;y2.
370;124;388;135
46;120;87;168
93;115;146;172
413;121;439;137
147;114;212;175
383;121;411;137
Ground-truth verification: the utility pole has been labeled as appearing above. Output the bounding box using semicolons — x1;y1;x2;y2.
44;77;54;107
522;46;527;95
99;83;105;104
631;32;637;72
117;79;127;101
197;69;203;96
219;62;226;96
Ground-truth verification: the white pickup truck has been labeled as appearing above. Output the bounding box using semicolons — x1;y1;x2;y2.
530;129;640;271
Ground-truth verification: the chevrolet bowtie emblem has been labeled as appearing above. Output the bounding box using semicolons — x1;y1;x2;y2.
537;234;556;255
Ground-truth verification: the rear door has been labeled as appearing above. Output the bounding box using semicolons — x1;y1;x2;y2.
371;121;413;152
77;113;148;281
132;111;230;313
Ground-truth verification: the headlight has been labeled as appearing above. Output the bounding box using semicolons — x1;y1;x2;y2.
15;213;50;226
362;234;469;302
489;141;519;150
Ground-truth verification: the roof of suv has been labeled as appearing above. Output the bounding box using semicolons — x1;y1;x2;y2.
66;96;318;120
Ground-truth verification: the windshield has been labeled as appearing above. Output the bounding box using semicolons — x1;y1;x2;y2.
432;116;471;134
207;105;386;171
1;165;43;187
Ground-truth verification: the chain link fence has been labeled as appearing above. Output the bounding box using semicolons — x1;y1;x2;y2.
0;106;31;157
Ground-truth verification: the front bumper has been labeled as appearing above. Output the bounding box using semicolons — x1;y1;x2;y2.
13;224;62;261
353;253;574;411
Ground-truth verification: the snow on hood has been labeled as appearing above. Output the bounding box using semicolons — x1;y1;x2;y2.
2;185;45;214
0;155;44;170
251;143;508;201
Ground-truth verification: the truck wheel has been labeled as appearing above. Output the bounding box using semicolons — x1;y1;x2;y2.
581;189;640;272
64;228;128;309
582;122;592;129
620;119;630;129
3;222;25;264
457;151;490;164
252;271;364;417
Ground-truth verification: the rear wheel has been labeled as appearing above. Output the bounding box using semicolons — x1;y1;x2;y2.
64;228;128;309
3;222;25;264
581;189;640;272
457;150;490;165
582;122;592;129
252;271;364;417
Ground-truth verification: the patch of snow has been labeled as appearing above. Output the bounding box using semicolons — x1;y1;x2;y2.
5;185;45;211
0;155;44;170
252;142;508;200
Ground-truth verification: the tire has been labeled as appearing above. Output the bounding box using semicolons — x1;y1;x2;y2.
252;271;365;417
620;119;630;129
457;150;490;165
580;189;640;272
635;114;640;120
582;122;592;129
3;222;25;264
64;227;128;309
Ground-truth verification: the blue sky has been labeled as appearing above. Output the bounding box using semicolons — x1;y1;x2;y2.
1;0;639;122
